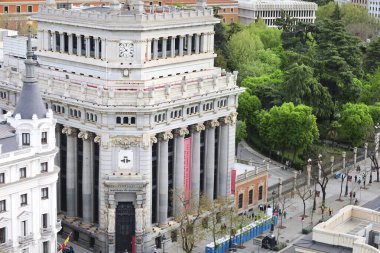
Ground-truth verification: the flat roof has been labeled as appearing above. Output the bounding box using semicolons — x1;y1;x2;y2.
294;234;353;253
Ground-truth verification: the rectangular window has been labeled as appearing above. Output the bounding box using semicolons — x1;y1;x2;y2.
27;5;32;12
42;213;48;228
43;241;49;253
22;133;30;146
0;173;4;183
20;167;26;179
249;189;253;204
3;6;8;13
230;8;234;12
41;162;48;173
0;227;5;243
21;194;27;206
0;200;6;212
258;186;263;200
41;132;47;144
16;5;21;13
21;220;27;236
238;193;243;209
41;188;48;199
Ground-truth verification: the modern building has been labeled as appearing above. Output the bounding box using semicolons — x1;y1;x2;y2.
0;31;59;253
294;205;380;253
238;0;317;27
232;162;268;214
351;0;368;8
0;0;243;252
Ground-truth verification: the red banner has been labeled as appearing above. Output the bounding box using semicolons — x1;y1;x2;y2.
231;169;236;195
132;235;136;253
184;137;192;209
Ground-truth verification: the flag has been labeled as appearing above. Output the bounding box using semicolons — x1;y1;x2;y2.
58;232;72;252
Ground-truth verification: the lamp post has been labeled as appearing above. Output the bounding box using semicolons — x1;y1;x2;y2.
271;190;276;232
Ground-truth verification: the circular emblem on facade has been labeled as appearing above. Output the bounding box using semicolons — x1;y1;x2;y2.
119;41;134;58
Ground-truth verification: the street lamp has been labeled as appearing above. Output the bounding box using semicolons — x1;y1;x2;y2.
271;190;276;232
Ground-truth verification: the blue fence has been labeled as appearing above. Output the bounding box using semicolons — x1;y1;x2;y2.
205;216;278;253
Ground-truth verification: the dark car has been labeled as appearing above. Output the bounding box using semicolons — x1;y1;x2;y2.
262;234;277;250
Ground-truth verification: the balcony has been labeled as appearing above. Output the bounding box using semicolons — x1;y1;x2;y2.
56;219;62;230
0;240;13;251
40;226;52;236
18;233;33;244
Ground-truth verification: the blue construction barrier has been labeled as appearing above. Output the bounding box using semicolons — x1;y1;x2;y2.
205;216;278;253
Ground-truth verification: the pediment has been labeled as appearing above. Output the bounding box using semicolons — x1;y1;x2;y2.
17;210;31;220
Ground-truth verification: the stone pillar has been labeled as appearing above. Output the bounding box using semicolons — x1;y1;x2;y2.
68;34;73;55
76;35;81;56
63;126;77;217
330;156;335;175
342;152;346;173
218;117;230;196
52;32;56;52
187;34;192;55
162;37;167;58
179;36;184;56
170;36;175;57
200;33;205;53
55;126;61;211
191;123;205;205
158;131;173;226
174;127;188;215
278;178;283;197
153;38;158;60
135;193;146;253
209;32;215;53
94;38;100;59
147;39;152;61
293;171;298;195
79;131;93;223
85;36;90;58
107;194;116;252
364;143;368;159
194;34;200;54
101;38;106;60
47;31;52;51
60;32;65;53
205;120;219;200
353;147;357;170
306;160;311;188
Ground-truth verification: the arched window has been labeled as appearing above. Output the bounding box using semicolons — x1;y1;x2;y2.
123;117;129;124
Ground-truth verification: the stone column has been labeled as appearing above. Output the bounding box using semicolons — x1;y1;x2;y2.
162;37;167;58
278;178;283;197
194;34;200;54
79;131;93;223
342;151;346;173
364;143;368;159
60;32;65;53
191;123;205;205
200;33;205;53
187;34;192;55
68;34;73;55
170;36;175;57
85;36;90;58
306;160;311;188
94;38;100;59
293;171;298;195
174;127;188;215
76;35;81;56
158;131;173;226
354;147;358;170
47;31;52;51
135;193;146;253
107;194;116;252
62;126;77;217
55;126;61;211
208;32;215;53
218;117;230;196
52;32;56;52
101;38;106;60
330;156;335;175
205;120;219;200
153;38;158;60
147;39;152;61
179;36;184;56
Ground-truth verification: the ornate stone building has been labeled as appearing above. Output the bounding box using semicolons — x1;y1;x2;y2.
0;0;243;252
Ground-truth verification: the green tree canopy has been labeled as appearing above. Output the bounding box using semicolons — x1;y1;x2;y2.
359;68;380;105
258;103;319;161
339;103;374;146
237;91;262;127
364;38;380;74
369;103;380;125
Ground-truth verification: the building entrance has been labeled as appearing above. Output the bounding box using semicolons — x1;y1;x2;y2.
116;202;136;253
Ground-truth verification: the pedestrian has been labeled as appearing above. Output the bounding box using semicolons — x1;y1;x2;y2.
264;204;267;211
355;199;359;205
259;204;263;211
329;208;332;216
283;211;287;219
69;246;74;253
353;192;356;198
355;175;357;182
349;191;352;198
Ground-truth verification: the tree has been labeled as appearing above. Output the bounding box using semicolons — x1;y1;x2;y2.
339;103;374;147
237;92;261;127
359;69;380;105
313;155;331;205
296;176;313;218
175;191;207;253
369;103;380;124
236;121;248;152
258;103;319;163
276;193;292;242
327;120;341;146
364;38;380;73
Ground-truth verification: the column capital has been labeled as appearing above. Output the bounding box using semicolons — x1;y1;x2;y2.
206;119;220;129
78;131;93;140
94;135;101;143
220;112;238;126
76;34;81;38
174;127;189;137
62;126;77;136
191;123;205;132
158;130;173;142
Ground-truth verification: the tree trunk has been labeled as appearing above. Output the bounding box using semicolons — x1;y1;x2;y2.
339;176;344;200
303;200;306;217
322;187;327;205
377;168;379;183
292;148;297;165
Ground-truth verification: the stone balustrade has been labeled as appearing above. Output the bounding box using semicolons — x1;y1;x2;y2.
18;233;34;244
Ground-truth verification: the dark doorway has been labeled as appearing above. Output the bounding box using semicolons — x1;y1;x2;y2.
116;202;135;253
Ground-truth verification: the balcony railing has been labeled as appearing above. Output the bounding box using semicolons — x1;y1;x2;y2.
0;240;13;250
40;226;52;236
18;233;33;244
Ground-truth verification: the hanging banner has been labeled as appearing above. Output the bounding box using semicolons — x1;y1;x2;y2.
231;169;236;195
184;137;192;208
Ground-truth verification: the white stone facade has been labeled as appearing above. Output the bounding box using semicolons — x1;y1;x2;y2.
0;111;59;253
0;2;243;253
238;0;317;27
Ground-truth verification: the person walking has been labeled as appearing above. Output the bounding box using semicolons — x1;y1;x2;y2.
283;211;287;219
355;175;357;183
329;208;333;216
353;192;356;198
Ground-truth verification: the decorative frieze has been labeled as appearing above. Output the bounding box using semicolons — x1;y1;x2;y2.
111;136;141;149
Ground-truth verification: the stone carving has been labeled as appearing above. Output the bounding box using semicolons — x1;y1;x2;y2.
94;135;101;143
159;131;173;142
228;112;238;124
62;126;75;136
142;134;157;149
175;127;189;137
135;208;144;233
111;136;141;148
97;85;103;97
78;131;90;140
137;89;144;99
206;119;220;128
192;123;205;132
148;87;155;98
165;84;171;96
109;87;115;98
181;77;187;92
107;208;115;233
